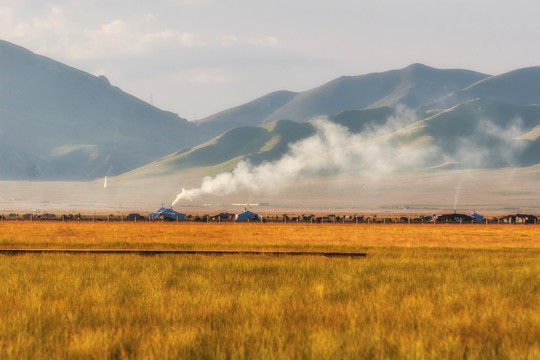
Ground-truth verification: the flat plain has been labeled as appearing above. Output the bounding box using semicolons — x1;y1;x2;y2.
0;222;538;359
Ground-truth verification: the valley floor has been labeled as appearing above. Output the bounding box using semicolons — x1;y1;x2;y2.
1;166;540;215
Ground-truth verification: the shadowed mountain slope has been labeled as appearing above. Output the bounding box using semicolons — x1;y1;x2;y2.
0;39;202;179
195;90;298;139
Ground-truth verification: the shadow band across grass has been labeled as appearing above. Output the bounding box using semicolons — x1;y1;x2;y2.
0;249;367;257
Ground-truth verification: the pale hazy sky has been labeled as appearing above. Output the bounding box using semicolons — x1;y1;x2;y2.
1;0;539;120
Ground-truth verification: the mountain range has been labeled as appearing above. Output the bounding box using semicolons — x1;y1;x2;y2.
194;63;490;138
1;39;540;183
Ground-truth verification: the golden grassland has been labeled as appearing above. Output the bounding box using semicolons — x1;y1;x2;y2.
0;222;539;359
1;222;540;250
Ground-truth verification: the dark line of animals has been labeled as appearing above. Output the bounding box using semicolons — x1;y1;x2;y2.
0;212;538;224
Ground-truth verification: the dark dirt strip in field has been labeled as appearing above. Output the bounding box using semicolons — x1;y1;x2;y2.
0;249;367;257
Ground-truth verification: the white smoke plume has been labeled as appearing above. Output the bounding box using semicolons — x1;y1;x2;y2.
172;107;431;206
453;181;462;211
171;106;532;207
451;116;527;211
454;116;526;168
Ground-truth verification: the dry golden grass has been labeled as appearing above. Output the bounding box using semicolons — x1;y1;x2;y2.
0;222;538;359
1;222;539;250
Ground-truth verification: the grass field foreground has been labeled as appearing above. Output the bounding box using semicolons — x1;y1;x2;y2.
1;222;539;250
0;222;538;359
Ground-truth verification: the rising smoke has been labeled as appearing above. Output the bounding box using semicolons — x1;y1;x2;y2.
172;107;433;207
451;116;527;211
171;107;531;208
454;116;526;168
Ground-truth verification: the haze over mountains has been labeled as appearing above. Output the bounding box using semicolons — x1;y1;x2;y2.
1;39;540;183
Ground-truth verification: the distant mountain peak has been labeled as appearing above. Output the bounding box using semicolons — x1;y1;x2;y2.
403;63;431;70
97;75;111;86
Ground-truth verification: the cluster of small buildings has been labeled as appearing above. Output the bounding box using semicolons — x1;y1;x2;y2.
148;208;259;222
2;208;538;224
430;212;538;224
147;208;540;224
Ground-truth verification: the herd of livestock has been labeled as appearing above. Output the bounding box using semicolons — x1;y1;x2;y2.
0;211;538;224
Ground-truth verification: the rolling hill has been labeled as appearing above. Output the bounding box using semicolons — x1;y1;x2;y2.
195;64;540;141
195;90;298;139
123;99;540;181
195;64;490;134
399;99;540;168
425;66;540;110
119;119;316;179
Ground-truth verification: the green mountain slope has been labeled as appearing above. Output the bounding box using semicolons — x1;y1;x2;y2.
426;66;540;109
121;100;540;180
400;99;540;168
119;120;315;179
